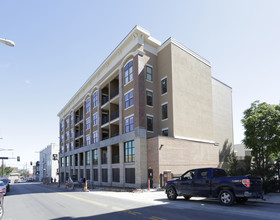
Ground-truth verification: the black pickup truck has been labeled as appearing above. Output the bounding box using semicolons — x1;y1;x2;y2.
165;168;263;206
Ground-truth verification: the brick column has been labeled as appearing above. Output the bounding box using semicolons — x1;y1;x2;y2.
107;145;112;185
98;148;101;185
118;67;123;134
119;142;125;186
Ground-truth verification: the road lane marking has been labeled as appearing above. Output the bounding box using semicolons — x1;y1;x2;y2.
57;192;108;207
150;217;167;220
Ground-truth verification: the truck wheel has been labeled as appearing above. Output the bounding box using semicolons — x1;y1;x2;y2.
167;187;177;200
218;190;235;206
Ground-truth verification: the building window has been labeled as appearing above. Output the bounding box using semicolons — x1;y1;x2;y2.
61;157;65;167
124;60;133;84
85;151;90;165
86;118;90;130
61;121;64;130
93;169;98;181
66;119;69;128
146;66;152;81
66;132;69;140
66;143;69;151
101;148;107;164
161;77;167;94
71;128;74;138
86;135;90;146
125;116;134;133
125;90;133;109
147;116;153;132
125;168;135;184
93;113;98;126
162;128;168;136
92;149;98;165
70;155;74;166
93;131;98;143
86;97;90;113
146;90;153;106
112;168;120;182
124;140;135;163
162;103;168;120
61;135;64;143
66;156;70;167
102;169;108;182
70;141;74;150
70;112;74;124
93;91;98;108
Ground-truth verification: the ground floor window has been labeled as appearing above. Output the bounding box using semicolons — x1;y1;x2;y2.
125;168;135;184
102;169;108;182
112;168;120;182
93;169;98;181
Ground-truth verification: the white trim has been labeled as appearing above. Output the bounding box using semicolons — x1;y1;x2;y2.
146;88;153;93
161;101;168;106
161;76;167;81
174;136;215;144
124;88;134;96
123;59;133;68
124;105;134;111
146;63;153;68
124;114;134;120
146;114;154;118
162;127;168;131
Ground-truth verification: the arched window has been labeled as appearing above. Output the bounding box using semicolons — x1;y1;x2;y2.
124;60;133;84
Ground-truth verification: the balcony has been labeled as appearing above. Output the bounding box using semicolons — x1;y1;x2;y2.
110;88;119;100
75;115;83;124
101;115;109;125
75;130;83;138
110;110;119;121
102;95;109;106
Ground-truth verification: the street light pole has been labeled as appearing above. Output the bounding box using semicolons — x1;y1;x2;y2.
0;38;15;47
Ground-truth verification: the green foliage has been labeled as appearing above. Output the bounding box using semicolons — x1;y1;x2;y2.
227;155;251;176
241;101;280;192
0;166;13;177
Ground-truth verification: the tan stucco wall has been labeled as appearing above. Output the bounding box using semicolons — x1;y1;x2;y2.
147;136;219;186
171;43;214;141
212;78;234;164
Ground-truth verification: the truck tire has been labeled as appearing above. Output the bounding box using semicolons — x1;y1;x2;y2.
218;189;235;206
167;187;177;200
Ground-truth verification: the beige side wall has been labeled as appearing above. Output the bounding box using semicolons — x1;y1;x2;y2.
211;78;234;164
157;44;174;136
147;136;219;186
171;43;214;141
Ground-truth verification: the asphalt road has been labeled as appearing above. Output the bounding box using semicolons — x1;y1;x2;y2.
3;183;280;220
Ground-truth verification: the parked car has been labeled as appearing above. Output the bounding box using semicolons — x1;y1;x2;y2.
165;167;264;206
14;179;21;184
27;178;33;182
0;178;10;192
0;188;4;219
0;182;6;196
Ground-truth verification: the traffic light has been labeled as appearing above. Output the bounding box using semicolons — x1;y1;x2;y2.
17;156;20;162
30;161;32;166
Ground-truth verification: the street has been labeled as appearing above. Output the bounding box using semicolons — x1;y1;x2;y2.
3;183;280;220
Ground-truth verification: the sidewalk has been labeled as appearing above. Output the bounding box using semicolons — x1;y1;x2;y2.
51;183;280;205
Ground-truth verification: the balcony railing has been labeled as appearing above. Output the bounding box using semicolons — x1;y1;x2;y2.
110;88;119;99
75;130;83;138
102;95;109;105
110;110;119;121
75;115;83;124
102;115;109;125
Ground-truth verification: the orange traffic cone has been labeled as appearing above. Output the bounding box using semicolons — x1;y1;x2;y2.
84;180;87;192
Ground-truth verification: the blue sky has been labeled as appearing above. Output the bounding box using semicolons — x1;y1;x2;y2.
0;0;279;170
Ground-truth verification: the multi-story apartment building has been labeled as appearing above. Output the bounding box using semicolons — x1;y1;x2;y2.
39;143;59;183
58;26;233;188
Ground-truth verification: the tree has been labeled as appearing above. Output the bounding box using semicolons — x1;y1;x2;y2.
0;166;13;177
241;101;280;180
